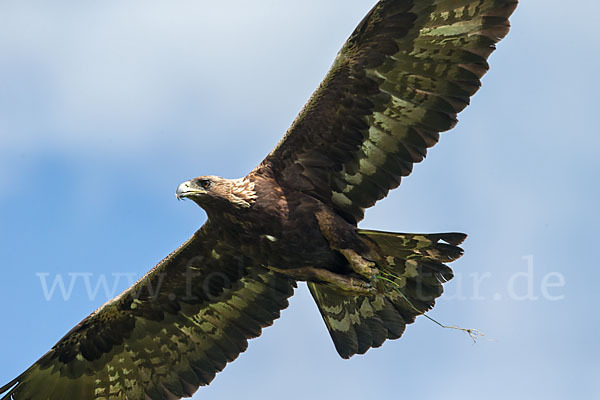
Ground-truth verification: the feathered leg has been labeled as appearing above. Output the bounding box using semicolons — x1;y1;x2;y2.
266;266;373;295
314;209;380;280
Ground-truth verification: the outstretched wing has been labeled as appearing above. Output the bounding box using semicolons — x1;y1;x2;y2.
0;224;295;400
259;0;517;223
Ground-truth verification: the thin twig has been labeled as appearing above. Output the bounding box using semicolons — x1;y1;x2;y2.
376;270;485;343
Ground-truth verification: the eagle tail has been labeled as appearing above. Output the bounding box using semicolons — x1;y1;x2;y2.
308;230;466;359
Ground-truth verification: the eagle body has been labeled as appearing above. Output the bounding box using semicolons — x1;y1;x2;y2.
194;172;346;272
1;1;518;399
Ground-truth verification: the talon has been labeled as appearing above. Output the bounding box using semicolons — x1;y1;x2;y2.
340;249;379;280
352;278;371;289
268;265;375;296
348;277;376;295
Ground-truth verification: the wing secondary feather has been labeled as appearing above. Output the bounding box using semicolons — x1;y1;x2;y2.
259;0;517;223
1;224;295;400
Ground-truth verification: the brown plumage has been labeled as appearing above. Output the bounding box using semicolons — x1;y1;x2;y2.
1;1;517;399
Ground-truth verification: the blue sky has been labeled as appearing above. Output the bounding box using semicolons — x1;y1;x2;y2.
0;0;598;399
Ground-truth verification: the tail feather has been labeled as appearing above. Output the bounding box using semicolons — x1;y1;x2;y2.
307;282;405;358
309;230;466;358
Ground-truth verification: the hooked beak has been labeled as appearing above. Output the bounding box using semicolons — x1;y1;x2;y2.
175;180;206;200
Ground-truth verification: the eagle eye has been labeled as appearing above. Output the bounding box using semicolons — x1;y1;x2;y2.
198;179;212;189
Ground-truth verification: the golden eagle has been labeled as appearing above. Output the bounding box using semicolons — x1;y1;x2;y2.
1;1;517;399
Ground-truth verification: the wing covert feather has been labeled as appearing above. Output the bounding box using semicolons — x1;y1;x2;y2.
259;0;517;223
0;224;295;400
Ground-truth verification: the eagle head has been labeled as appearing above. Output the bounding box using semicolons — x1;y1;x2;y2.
176;175;257;211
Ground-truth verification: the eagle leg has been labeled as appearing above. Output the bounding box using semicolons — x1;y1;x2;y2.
267;266;374;295
338;248;379;280
314;209;380;281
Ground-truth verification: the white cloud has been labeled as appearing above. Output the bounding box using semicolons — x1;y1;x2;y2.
0;1;375;157
0;0;377;198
